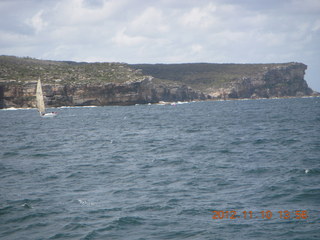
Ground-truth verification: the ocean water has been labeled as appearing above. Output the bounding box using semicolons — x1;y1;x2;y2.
0;98;319;240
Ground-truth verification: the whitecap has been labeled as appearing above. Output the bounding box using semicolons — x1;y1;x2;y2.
77;199;94;206
22;203;32;208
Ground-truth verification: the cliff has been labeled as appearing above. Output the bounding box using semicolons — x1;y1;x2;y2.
131;63;315;99
0;56;317;108
0;78;205;108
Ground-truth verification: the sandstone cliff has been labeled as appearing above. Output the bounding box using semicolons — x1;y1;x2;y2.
0;56;317;108
131;62;315;99
0;78;205;108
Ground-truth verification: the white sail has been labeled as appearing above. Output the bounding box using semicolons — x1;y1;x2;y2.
36;78;46;115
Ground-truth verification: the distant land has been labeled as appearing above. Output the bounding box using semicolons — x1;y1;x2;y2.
0;55;318;108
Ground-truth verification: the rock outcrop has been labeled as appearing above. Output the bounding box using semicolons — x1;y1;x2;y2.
208;63;313;99
0;56;317;109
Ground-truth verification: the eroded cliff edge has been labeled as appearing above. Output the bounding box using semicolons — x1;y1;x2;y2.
0;56;317;108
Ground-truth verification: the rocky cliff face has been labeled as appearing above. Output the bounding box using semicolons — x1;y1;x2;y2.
0;56;317;109
206;63;313;99
0;78;205;108
132;62;316;100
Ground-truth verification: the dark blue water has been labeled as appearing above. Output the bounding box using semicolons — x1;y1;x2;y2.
1;98;319;240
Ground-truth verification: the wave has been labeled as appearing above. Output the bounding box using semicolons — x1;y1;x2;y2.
0;107;33;111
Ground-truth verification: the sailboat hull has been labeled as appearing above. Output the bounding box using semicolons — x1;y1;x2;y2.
41;112;58;117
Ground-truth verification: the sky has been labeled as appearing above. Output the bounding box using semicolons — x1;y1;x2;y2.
0;0;319;91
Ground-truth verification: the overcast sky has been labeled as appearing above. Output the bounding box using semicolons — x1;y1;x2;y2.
0;0;319;91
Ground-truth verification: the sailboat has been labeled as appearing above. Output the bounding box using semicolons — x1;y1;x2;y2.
36;78;57;117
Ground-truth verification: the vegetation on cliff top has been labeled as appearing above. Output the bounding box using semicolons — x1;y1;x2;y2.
0;55;145;85
0;55;305;93
130;63;300;92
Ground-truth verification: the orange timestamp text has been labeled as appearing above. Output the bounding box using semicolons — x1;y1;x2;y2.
212;210;308;220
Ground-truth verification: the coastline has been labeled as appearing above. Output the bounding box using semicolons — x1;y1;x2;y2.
1;95;319;110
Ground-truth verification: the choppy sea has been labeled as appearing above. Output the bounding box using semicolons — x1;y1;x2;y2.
1;97;319;240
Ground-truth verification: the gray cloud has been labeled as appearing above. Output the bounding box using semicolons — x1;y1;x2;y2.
0;0;319;91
